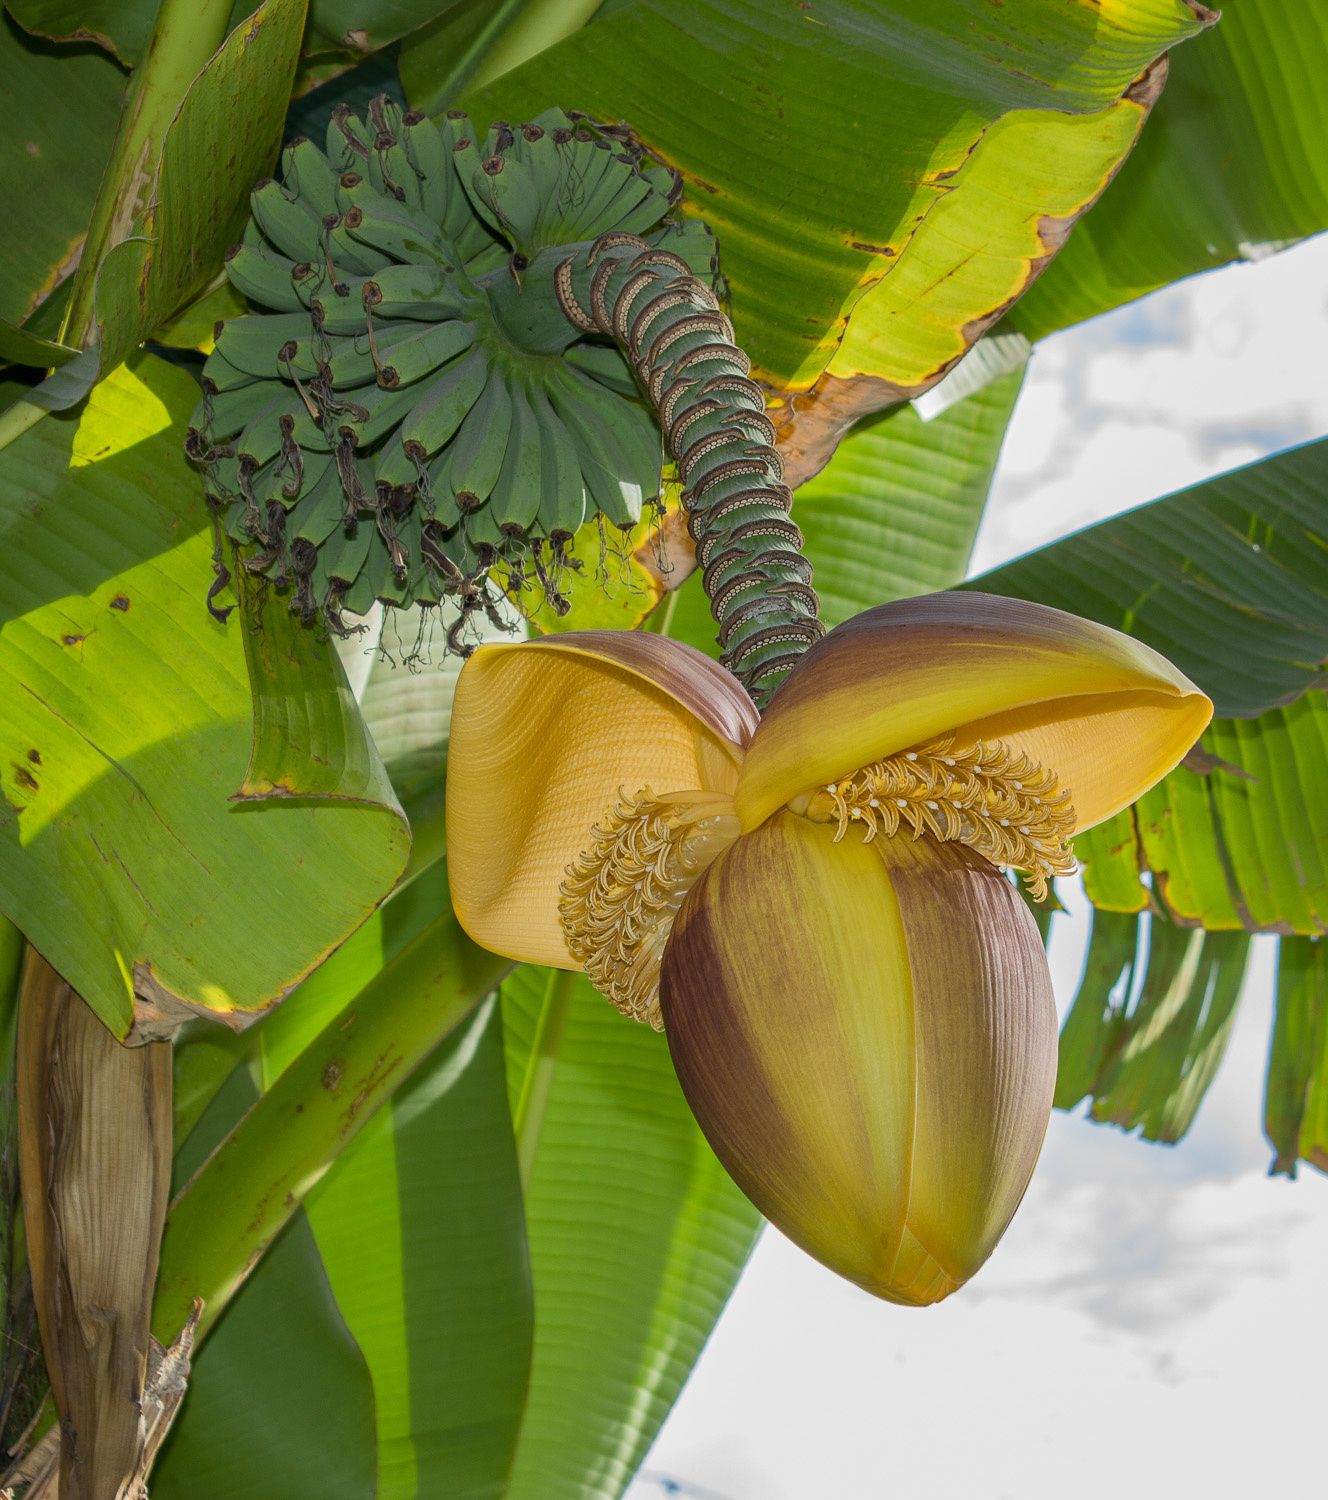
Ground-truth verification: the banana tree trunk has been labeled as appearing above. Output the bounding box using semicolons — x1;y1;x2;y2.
15;952;180;1500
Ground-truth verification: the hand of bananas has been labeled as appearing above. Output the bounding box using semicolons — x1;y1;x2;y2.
186;96;718;644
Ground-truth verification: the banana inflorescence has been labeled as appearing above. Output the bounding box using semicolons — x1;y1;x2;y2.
190;94;821;702
188;97;714;645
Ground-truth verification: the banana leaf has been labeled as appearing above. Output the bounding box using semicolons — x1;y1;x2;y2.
468;0;1209;474
0;352;408;1035
1009;0;1328;340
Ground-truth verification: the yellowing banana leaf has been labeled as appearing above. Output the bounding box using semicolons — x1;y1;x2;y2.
1054;906;1250;1144
90;0;305;380
0;352;408;1037
1265;935;1328;1178
1008;0;1328;341
501;964;761;1500
0;17;123;330
468;0;1209;473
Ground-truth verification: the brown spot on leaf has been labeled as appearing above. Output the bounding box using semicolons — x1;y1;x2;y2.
322;1061;343;1091
344;27;372;52
25;142;39;157
27;749;41;765
14;767;38;793
110;595;131;612
61;634;84;648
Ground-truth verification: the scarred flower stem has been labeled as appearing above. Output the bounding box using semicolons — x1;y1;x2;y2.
556;232;824;708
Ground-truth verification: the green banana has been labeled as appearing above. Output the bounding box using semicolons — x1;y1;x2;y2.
564;340;641;397
280;136;341;219
339;569;377;619
255;446;333;509
448;362;513;504
320;511;374;587
213;313;317;377
487;374;543;534
401;109;451;225
424;442;463;528
365;96;419;208
530;383;586;538
193;378;285;442
397;345;491;457
464;499;506;552
250;178;323;262
338;174;457;267
326;103;372;171
236;391;306;466
198;351;258;393
290;460;349;546
324;217;394;278
223;241;303;312
548;366;659;526
361;262;470;320
468;152;542;250
547;371;640;527
563;364;661;488
370;320;475;389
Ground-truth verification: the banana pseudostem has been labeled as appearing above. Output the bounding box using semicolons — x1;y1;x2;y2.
555;231;823;708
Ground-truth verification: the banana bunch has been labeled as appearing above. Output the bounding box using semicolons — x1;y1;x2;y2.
187;96;718;639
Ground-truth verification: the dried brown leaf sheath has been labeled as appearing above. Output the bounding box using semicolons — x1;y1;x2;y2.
16;953;172;1500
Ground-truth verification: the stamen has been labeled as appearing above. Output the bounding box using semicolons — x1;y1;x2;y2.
559;788;740;1028
817;732;1076;901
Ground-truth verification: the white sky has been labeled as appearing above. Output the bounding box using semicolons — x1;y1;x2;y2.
629;233;1328;1500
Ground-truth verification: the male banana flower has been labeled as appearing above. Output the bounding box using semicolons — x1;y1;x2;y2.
447;592;1210;1304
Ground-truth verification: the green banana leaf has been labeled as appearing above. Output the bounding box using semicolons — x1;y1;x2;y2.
965;440;1328;933
159;858;531;1500
1054;906;1250;1142
1265;935;1328;1177
468;0;1207;471
1073;692;1328;935
501;964;761;1500
966;437;1328;721
0;352;408;1035
1008;0;1328;341
0;16;122;332
154;1063;379;1500
90;0;305;382
6;0;159;66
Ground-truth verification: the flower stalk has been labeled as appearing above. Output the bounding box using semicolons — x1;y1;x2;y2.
555;232;824;706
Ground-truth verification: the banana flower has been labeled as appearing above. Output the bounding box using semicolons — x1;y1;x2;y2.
446;592;1210;1304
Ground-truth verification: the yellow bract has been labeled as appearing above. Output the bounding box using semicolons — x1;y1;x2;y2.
734;593;1211;832
445;631;754;968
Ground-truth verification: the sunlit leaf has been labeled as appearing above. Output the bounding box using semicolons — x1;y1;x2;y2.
1055;907;1250;1144
0;352;408;1036
1265;935;1328;1177
501;964;761;1500
1009;1;1328;340
468;0;1207;469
